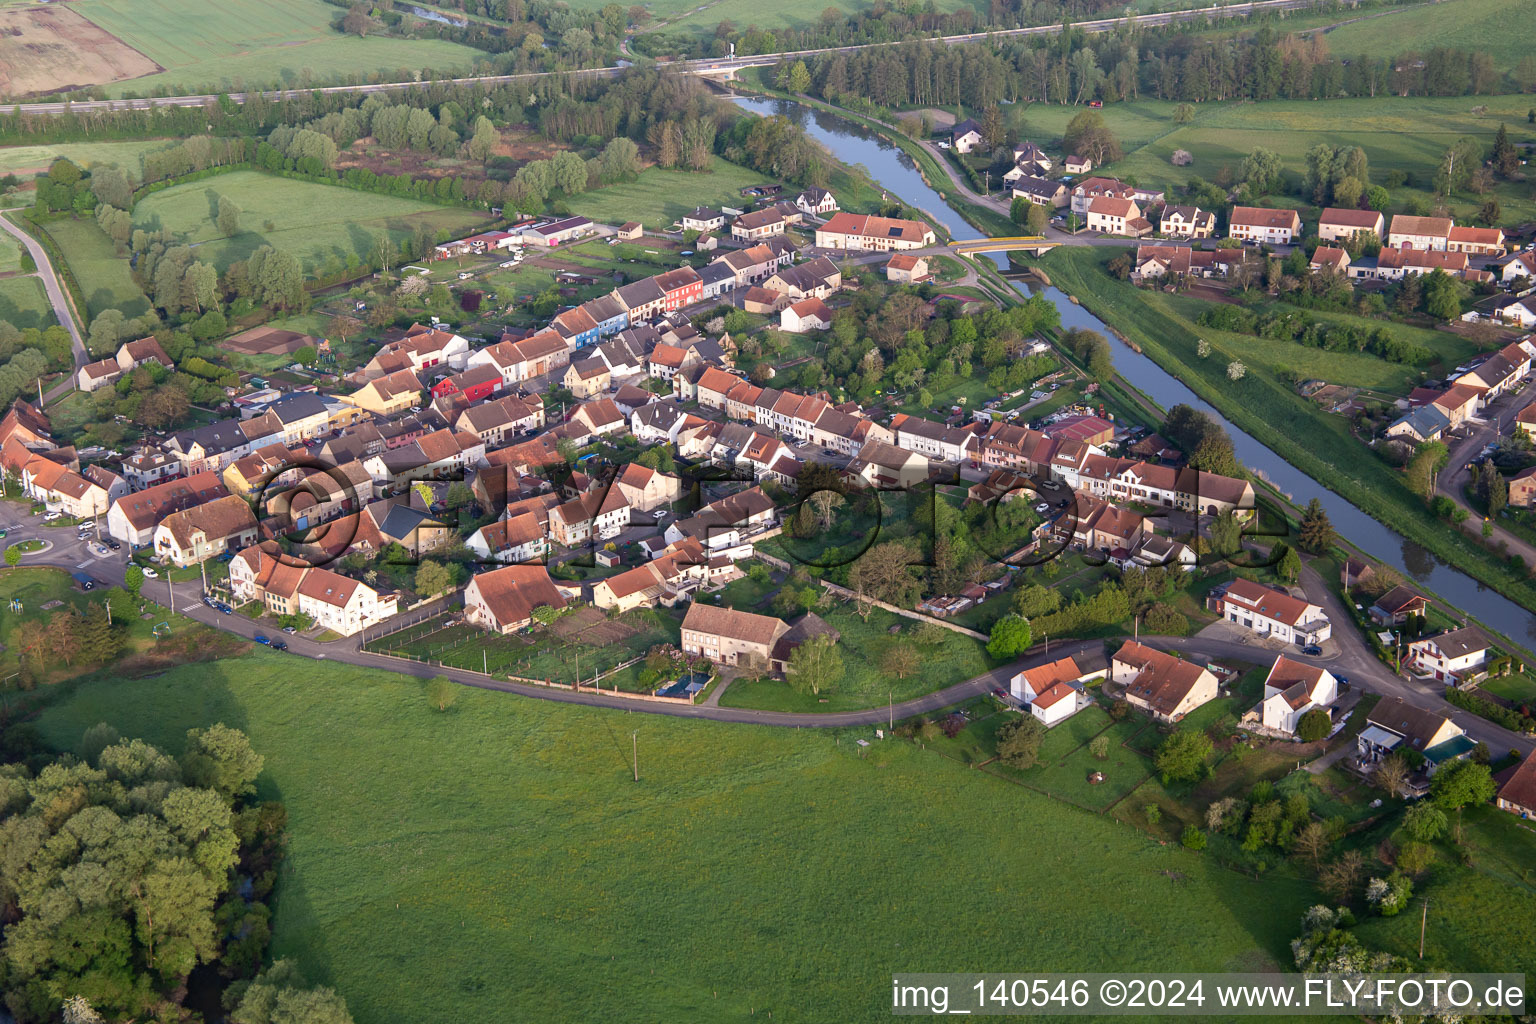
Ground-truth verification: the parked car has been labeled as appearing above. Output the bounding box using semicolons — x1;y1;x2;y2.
269;640;288;651
106;539;121;551
216;602;233;615
283;625;298;634
254;635;270;645
203;596;217;609
141;567;159;579
1301;644;1322;656
1034;502;1050;513
42;511;61;522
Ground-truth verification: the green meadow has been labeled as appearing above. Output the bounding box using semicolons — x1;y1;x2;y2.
0;139;177;182
0;275;55;329
1321;0;1536;70
565;156;768;228
34;654;1319;1024
72;0;487;95
37;215;150;319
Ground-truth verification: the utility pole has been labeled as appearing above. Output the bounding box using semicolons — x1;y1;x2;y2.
483;649;488;675
200;558;208;596
1419;899;1429;959
888;690;893;731
105;599;111;626
632;730;639;782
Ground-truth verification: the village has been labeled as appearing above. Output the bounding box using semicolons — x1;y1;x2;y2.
4;168;1536;824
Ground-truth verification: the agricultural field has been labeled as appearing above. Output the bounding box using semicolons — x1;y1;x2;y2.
0;4;158;98
630;0;983;38
565;156;769;229
68;0;487;96
0;139;178;182
1015;93;1536;226
1321;0;1536;70
131;170;491;274
37;215;150;319
718;601;994;712
32;654;1322;1024
0;275;55;329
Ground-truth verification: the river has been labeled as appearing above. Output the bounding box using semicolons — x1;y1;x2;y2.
730;93;1536;650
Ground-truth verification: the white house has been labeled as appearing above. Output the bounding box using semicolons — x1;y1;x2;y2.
1211;578;1331;646
1406;626;1492;686
1255;655;1338;737
1228;207;1301;245
781;297;833;333
1008;653;1106;727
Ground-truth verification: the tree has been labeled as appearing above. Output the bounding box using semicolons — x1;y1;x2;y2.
848;541;919;612
294;345;318;367
1422;268;1465;320
1491;122;1518;178
1405;441;1448;502
1154;729;1212;783
1207;508;1242;557
1486;465;1508;517
1479;197;1502;227
808;489;845;529
1431;759;1494;820
1088;735;1110;760
1401;802;1447;843
1276;544;1302;584
414;560;453;598
880;643;919;679
787;633;843;695
341;1;376;36
1374;753;1409;799
1012;584;1060;618
182;723;264;799
1293;820;1330;868
229;959;355;1024
3;545;18;567
1296;708;1331;742
1061;110;1120;165
1173;103;1194;124
1024;201;1048;235
1181;824;1207;850
1297;498;1336;554
1365;872;1412;916
216;195;241;237
995;715;1045;769
1238;147;1283;196
985;615;1033;659
1009;196;1030;227
1226;360;1246;381
426;676;457;712
467;115;499;164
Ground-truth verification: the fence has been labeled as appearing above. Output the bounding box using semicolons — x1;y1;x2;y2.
817;580;989;640
365;646;698;704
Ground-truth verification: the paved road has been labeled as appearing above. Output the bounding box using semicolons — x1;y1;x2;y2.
6;0;1330;116
0;213;86;398
2;498;1530;753
1435;389;1536;569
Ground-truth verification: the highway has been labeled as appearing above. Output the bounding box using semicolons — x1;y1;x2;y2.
7;0;1333;116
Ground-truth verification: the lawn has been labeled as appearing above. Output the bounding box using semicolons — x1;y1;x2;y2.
37;214;150;318
1016;93;1536;227
1323;0;1536;70
31;654;1323;1024
1480;671;1536;706
73;0;488;96
1040;245;1536;617
132;170;491;275
718;601;994;713
0;274;54;329
566;157;766;229
0;232;18;273
0;139;177;182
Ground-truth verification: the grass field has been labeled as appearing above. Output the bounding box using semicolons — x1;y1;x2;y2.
71;0;487;95
1015;93;1536;227
31;654;1322;1024
0;139;176;181
1322;0;1536;70
565;157;767;228
132;170;490;274
0;275;54;329
0;231;20;273
38;215;150;319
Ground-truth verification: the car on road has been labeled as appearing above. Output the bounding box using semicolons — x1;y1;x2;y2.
91;544;110;558
269;640;288;651
254;635;270;645
283;625;298;634
215;602;233;614
0;530;6;540
1334;675;1349;686
141;566;159;579
106;539;120;550
203;596;217;609
1301;644;1322;656
1034;502;1050;513
652;509;667;519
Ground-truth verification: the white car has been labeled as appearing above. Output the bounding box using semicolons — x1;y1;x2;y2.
42;511;61;522
1034;503;1050;513
500;260;518;268
140;566;159;579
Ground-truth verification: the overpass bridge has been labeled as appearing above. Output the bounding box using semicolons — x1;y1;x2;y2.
948;236;1058;256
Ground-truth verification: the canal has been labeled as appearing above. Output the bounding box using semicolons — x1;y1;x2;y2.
730;93;1536;649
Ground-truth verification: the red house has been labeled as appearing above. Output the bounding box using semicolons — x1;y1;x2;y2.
655;266;703;311
431;363;503;403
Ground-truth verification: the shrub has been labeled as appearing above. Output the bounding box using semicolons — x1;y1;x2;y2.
1088;735;1110;760
1296;708;1331;742
1181;824;1207;850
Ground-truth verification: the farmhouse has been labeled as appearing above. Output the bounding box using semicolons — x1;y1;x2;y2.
1253;655;1338;737
1387;214;1453;251
1317;208;1384;243
1228;207;1301;245
814;212;935;251
463;564;568;633
1111;641;1219;722
681;603;788;672
1447;225;1504;255
1209;578;1331;646
152;494;260;567
1069;177;1138;216
107;471;229;547
230;544;397;635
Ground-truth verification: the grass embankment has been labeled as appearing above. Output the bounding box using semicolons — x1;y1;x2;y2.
1016;93;1536;227
72;0;487;96
1040;246;1536;617
132;170;491;274
33;654;1319;1024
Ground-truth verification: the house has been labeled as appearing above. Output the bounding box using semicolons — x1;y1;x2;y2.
1010;141;1052;174
523;216;593;246
682;207;727;233
1210;578;1331;646
1133;244;1225;279
152;494;260;566
465;510;550;565
1430;383;1482;429
1009;653;1107;726
617;221;643;240
1369;585;1429;626
889;413;976;463
1069;177;1138;216
781;297;833;333
431;363;503;405
1063;154;1092;175
77;358;122;392
1455;342;1531;404
548;487;630;546
563;357;611;399
1043;414;1114;447
1254;656;1338;737
582;293;630;338
463;564;568;633
550;306;601;350
107;471;228;547
1112;641;1219;722
342;369;424;417
1406;626;1492;685
614;277;668;324
731;207;789;242
1384;404;1451;443
1086;197;1149;237
848;441;929;489
664;486;775;557
1160;206;1215;239
466;330;569;386
120;448;183;491
454;392;545;446
1357;697;1472;775
567;398;627;441
1309;246;1351;273
885;254;929;283
655;266;704;310
1387;214;1453;251
362;323;470;377
814;212;935;251
1447;224;1504;255
115;336;173;373
1496;751;1536;819
741;286;783;314
794;187;838;215
762;257;841;301
1010;175;1068;208
698;262;737;300
1511;465;1536;508
1228;206;1301;245
589;538;710;612
1365;247;1470;281
1317;208;1384;244
949;118;984;154
613;463;682;512
230;544;397;635
681;603;789;672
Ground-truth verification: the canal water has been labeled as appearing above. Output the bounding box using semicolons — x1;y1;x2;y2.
730;94;1536;648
